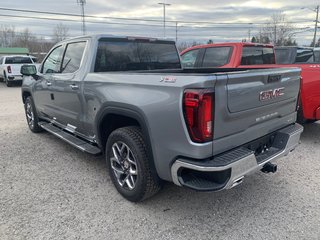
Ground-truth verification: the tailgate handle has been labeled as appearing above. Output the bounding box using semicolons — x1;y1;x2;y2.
70;84;79;90
268;75;282;83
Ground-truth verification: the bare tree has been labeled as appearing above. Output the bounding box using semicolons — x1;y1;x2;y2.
53;23;69;43
261;12;295;46
0;25;54;61
0;25;16;47
13;28;37;49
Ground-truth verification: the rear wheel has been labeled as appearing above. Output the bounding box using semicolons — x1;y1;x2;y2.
24;96;43;133
4;73;12;87
297;108;305;124
106;126;162;202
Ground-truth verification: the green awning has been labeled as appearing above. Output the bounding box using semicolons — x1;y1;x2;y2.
0;48;29;55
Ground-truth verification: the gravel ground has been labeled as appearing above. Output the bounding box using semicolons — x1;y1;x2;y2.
0;83;320;240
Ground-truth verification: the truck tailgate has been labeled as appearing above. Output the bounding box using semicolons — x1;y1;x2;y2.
227;68;299;112
8;64;24;75
214;68;300;140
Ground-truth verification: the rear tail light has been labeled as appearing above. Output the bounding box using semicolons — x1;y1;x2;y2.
7;66;11;74
183;89;214;143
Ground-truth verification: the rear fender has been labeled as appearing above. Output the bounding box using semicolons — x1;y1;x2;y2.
94;105;160;177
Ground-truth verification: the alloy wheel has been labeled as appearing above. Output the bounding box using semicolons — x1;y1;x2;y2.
26;102;34;129
110;141;138;190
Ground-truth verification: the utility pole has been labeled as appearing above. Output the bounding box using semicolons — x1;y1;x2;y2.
77;0;86;35
259;29;262;43
274;25;277;45
248;23;253;42
302;6;320;48
313;5;319;48
158;2;171;38
175;21;178;42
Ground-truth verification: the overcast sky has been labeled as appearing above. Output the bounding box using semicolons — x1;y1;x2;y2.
0;0;319;45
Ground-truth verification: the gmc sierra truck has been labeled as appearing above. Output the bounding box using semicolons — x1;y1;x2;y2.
21;35;303;202
181;42;320;123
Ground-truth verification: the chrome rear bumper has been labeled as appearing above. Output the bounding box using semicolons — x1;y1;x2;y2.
171;123;303;191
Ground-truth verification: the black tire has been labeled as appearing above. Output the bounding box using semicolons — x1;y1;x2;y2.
106;126;162;202
297;108;306;124
4;73;12;87
24;96;43;133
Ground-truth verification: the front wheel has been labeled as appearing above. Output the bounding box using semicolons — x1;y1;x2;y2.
24;96;43;133
106;126;162;202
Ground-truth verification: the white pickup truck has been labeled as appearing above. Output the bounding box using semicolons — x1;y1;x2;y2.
0;55;37;87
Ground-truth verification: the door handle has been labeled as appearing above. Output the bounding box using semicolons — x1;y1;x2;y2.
70;84;79;90
47;82;52;86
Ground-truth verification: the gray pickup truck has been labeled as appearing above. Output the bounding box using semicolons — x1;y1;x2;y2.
21;35;303;202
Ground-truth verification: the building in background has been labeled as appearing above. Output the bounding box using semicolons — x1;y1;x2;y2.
0;47;29;57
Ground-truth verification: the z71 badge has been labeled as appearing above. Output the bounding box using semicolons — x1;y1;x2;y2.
259;87;284;101
160;76;176;83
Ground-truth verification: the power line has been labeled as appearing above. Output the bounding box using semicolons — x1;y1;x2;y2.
0;13;314;31
0;13;167;28
0;6;315;26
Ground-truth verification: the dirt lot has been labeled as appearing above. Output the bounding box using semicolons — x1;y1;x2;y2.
0;83;319;240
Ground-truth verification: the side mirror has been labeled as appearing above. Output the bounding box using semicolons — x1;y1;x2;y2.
21;65;37;76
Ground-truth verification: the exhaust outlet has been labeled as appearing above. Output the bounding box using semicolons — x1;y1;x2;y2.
261;162;277;173
230;176;244;188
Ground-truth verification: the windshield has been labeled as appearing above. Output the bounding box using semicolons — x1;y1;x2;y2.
94;39;181;72
5;57;33;64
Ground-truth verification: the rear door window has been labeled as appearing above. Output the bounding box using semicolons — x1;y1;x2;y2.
241;46;275;65
181;49;200;68
202;47;232;67
94;39;181;72
61;41;86;73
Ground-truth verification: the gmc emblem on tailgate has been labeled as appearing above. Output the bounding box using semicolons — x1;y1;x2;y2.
259;88;285;101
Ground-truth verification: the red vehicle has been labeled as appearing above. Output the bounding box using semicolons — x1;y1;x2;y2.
181;42;320;122
275;46;320;121
180;42;278;69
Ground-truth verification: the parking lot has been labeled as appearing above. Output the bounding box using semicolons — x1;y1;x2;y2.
0;83;319;240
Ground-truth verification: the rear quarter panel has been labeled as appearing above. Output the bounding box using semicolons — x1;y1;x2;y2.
83;73;216;181
297;64;320;119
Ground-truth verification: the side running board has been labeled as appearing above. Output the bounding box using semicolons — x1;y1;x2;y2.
39;122;101;155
